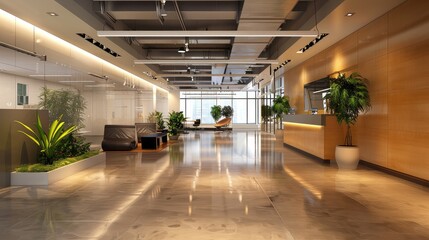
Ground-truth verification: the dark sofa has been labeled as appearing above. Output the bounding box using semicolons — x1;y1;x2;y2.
135;123;157;143
101;125;138;151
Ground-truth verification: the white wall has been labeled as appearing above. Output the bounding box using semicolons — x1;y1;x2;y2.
0;72;73;109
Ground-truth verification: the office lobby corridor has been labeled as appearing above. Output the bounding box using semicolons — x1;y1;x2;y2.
1;131;429;240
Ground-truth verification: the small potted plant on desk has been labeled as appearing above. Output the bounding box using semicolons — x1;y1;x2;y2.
324;72;371;170
166;111;185;140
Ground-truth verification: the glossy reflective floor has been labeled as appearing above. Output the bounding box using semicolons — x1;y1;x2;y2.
1;131;429;240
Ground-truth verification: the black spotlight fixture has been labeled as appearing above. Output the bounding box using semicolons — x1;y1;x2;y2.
297;33;329;54
273;59;292;72
77;33;121;58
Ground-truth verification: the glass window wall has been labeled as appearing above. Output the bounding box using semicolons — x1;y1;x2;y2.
180;91;259;125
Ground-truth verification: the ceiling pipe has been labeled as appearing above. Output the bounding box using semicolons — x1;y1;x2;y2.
134;59;278;65
97;30;318;38
173;0;187;30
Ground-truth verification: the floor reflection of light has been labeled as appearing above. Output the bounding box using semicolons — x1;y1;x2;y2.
188;205;192;216
238;193;243;203
283;166;322;199
189;194;193;203
92;158;170;238
217;145;221;173
245;205;249;215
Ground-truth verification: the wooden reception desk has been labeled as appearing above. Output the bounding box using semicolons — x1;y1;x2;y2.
283;115;344;161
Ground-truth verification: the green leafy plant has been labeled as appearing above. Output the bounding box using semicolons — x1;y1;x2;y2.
166;111;185;136
261;105;272;123
272;95;290;121
147;111;157;123
15;150;99;172
15;113;77;165
324;72;371;146
155;111;166;130
147;111;166;130
39;87;86;129
55;133;90;159
221;105;234;118
210;105;222;122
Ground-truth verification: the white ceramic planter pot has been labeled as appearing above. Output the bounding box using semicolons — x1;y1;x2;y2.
335;145;360;170
169;135;179;141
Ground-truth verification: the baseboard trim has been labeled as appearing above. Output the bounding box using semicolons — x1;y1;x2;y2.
283;143;330;165
360;160;429;188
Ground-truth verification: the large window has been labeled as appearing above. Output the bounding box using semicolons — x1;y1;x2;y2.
180;91;259;124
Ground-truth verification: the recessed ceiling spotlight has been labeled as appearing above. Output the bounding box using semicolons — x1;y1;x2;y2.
345;12;355;17
46;12;58;17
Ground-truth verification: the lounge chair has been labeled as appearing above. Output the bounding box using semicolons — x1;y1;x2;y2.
214;117;231;129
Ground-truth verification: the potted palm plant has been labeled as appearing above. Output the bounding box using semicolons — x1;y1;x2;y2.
324;72;371;169
272;95;290;128
155;111;166;132
166;111;185;140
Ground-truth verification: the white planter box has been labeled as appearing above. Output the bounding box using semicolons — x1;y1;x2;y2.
11;152;106;186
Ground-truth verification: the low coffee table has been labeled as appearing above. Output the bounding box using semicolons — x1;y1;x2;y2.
141;132;168;149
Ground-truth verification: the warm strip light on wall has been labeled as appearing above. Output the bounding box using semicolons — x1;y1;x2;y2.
284;122;324;129
29;74;72;77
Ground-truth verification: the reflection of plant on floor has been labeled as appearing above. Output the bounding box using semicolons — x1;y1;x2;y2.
169;143;184;163
39;87;86;129
15;113;77;165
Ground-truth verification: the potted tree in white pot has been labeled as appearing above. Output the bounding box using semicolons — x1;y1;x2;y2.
324;72;371;170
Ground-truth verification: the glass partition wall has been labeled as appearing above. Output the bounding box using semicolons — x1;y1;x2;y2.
0;9;169;136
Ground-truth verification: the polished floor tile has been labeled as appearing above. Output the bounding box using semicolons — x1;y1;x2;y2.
1;131;429;239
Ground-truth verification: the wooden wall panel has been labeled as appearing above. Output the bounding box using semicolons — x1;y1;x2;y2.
283;0;429;181
388;131;429;180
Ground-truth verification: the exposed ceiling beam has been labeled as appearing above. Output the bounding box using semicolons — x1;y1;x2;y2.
98;30;318;38
158;74;258;77
135;59;278;65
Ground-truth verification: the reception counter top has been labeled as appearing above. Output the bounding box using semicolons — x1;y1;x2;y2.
283;114;332;126
283;114;344;161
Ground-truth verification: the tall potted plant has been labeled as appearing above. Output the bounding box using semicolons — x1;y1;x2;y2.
155;111;166;132
166;111;185;140
210;105;222;123
272;95;290;128
324;72;371;169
